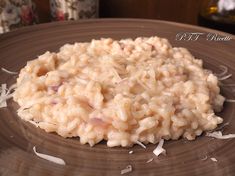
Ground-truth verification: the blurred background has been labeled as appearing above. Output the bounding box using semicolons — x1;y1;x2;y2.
99;0;202;25
0;0;234;34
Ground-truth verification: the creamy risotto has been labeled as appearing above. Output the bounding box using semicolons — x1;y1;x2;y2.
13;36;225;147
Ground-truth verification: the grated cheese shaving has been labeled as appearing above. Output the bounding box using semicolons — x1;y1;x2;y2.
215;65;228;77
0;84;7;108
210;158;217;162
153;139;166;156
29;120;40;127
33;146;66;165
215;122;229;131
1;67;18;75
201;156;208;161
225;99;235;103
218;73;232;81
206;131;235;139
146;158;154;163
136;141;146;149
0;83;16;108
121;165;132;175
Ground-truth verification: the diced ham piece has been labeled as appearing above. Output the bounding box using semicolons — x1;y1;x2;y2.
49;85;60;92
51;100;58;105
89;117;108;128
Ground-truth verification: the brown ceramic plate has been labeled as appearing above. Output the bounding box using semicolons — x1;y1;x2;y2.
0;19;235;176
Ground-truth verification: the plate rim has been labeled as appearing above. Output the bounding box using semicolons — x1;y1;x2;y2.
0;18;234;40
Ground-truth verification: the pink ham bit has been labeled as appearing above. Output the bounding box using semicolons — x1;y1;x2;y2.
48;82;64;92
50;100;58;105
49;85;60;92
89;117;108;128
